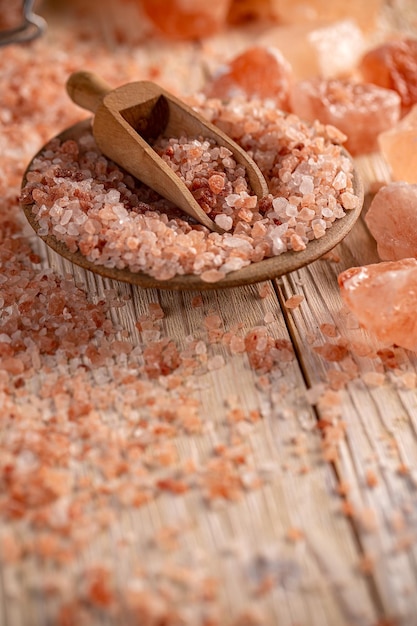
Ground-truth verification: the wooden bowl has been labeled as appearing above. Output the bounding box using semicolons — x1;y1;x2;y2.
21;119;364;291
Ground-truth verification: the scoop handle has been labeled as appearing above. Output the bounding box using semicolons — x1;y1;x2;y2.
66;71;112;113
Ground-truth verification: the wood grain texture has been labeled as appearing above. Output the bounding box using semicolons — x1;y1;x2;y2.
4;7;417;626
0;233;378;626
274;154;417;625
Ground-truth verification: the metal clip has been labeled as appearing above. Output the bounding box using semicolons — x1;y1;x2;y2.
0;0;46;46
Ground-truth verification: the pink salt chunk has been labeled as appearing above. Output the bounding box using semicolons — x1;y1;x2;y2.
260;20;367;80
269;0;382;32
140;0;230;40
365;182;417;260
378;105;417;184
204;46;293;110
359;38;417;114
290;78;401;155
338;258;417;351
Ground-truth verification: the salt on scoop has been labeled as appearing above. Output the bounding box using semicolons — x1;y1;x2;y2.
338;258;417;351
365;182;417;260
378;105;417;184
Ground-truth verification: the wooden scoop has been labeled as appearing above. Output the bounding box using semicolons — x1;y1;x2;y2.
66;71;269;233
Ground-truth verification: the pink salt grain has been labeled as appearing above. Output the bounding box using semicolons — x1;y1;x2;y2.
284;294;304;309
338;259;417;351
365;182;417;261
290;78;401;155
362;371;386;387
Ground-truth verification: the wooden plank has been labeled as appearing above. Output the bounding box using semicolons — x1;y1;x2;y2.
0;237;378;625
275;149;417;623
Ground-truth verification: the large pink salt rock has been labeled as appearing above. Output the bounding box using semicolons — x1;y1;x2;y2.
140;0;231;40
269;0;383;31
259;20;366;79
365;182;417;260
359;38;417;114
204;46;293;110
290;78;401;155
378;105;417;183
338;259;417;351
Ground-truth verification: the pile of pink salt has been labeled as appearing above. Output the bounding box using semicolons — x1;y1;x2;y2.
338;259;417;351
21;96;359;283
290;78;401;155
365;182;417;260
153;135;257;229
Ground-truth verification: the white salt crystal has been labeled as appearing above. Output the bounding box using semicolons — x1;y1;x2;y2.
215;214;233;231
299;176;314;195
222;236;252;252
272;236;286;255
333;171;347;190
285;204;298;217
272;196;290;214
67;223;80;236
106;189;121;203
225;194;241;207
222;257;248;272
60;209;73;225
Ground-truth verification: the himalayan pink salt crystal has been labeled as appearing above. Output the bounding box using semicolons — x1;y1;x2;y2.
259;20;366;80
290;78;401;155
362;371;386;387
359;39;417;114
201;269;226;283
204;46;293;110
378;105;417;183
140;0;231;40
270;0;382;31
284;294;304;309
365;182;417;260
338;258;417;351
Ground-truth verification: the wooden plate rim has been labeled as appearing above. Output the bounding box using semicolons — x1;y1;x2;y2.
21;119;364;291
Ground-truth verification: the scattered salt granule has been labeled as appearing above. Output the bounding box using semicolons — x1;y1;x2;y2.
320;323;338;337
290;78;401;155
263;311;275;324
284;294;304;309
365;182;417;260
378;105;417;184
362;371;386;387
338;258;417;351
359;38;417;114
204;46;293;110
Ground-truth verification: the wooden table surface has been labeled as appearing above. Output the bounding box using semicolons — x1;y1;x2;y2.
1;4;417;626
